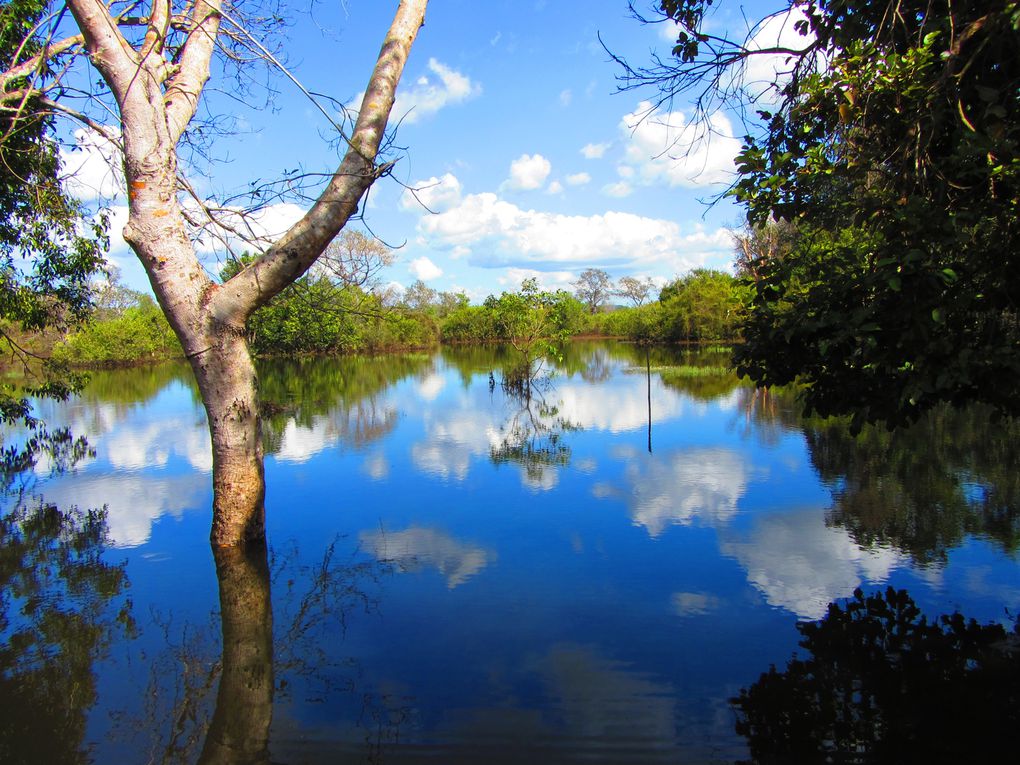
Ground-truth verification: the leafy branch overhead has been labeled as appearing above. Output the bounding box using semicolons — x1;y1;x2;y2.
629;0;1020;427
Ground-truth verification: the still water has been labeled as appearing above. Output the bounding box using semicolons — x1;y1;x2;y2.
3;342;1018;763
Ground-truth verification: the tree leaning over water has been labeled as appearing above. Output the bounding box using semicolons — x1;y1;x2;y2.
0;0;430;546
621;1;1020;427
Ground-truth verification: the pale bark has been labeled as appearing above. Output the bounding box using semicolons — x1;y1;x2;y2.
62;0;429;546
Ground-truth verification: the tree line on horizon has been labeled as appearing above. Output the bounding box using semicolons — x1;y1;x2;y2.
46;258;750;364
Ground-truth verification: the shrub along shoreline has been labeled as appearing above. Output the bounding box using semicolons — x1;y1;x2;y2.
53;269;748;366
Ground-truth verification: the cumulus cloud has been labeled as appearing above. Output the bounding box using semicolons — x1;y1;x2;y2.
409;255;443;280
506;153;552;191
61;127;124;202
189;201;307;259
619;101;741;187
739;8;814;101
546;180;564;195
41;472;208;548
566;172;591;186
361;58;480;125
622;447;750;537
581;142;610;159
559;89;572;107
602;181;633;198
417;190;728;273
401;172;463;212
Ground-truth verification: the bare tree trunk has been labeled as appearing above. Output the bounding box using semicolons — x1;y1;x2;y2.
64;0;429;547
194;331;266;546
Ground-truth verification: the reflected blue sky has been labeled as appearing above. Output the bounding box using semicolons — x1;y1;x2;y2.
11;344;1019;761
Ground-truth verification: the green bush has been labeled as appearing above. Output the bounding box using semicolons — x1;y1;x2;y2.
54;296;181;363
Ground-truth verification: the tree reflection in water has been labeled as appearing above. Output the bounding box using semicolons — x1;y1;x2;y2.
732;587;1020;763
0;502;133;765
118;534;400;764
734;385;1020;564
489;365;579;490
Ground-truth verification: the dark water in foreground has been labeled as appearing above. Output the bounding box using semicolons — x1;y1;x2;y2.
2;342;1018;763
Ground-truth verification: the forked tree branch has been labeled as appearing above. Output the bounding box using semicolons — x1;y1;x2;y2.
210;0;429;326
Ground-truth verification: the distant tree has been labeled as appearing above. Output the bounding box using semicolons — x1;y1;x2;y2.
573;268;613;314
731;219;797;284
490;278;576;388
313;230;394;289
616;275;654;306
403;280;438;311
426;289;469;320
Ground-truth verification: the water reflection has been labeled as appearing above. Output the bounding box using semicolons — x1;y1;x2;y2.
0;501;133;765
732;588;1020;762
4;342;1019;762
199;545;274;765
720;510;906;620
594;445;750;537
360;526;493;589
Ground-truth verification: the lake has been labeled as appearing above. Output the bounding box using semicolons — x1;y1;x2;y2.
3;341;1018;763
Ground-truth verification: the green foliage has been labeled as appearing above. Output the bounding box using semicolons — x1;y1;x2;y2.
222;261;439;356
1;0;108;433
54;295;181;364
587;302;665;340
488;278;578;371
733;587;1020;762
0;500;133;765
725;1;1020;426
806;403;1020;562
440;303;498;343
658;269;747;342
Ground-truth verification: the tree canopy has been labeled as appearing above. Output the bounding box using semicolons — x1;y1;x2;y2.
573;267;613;314
1;0;108;431
637;0;1020;427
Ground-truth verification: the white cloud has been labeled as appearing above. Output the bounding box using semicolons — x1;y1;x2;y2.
602;181;633;198
417;372;446;401
370;58;481;125
619;101;741;188
409;255;443;281
546;180;564;195
739;8;814;101
554;378;684;433
581;142;610;159
559;89;572;107
40;472;207;548
400;172;463;212
566;172;591;186
672;591;721;616
416;191;732;273
659;19;681;42
61;127;124;202
362;451;390;480
506;153;552;190
190;201;307;258
615;447;751;537
105;417;212;473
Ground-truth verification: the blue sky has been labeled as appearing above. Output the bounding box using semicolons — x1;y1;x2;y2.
66;0;791;300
